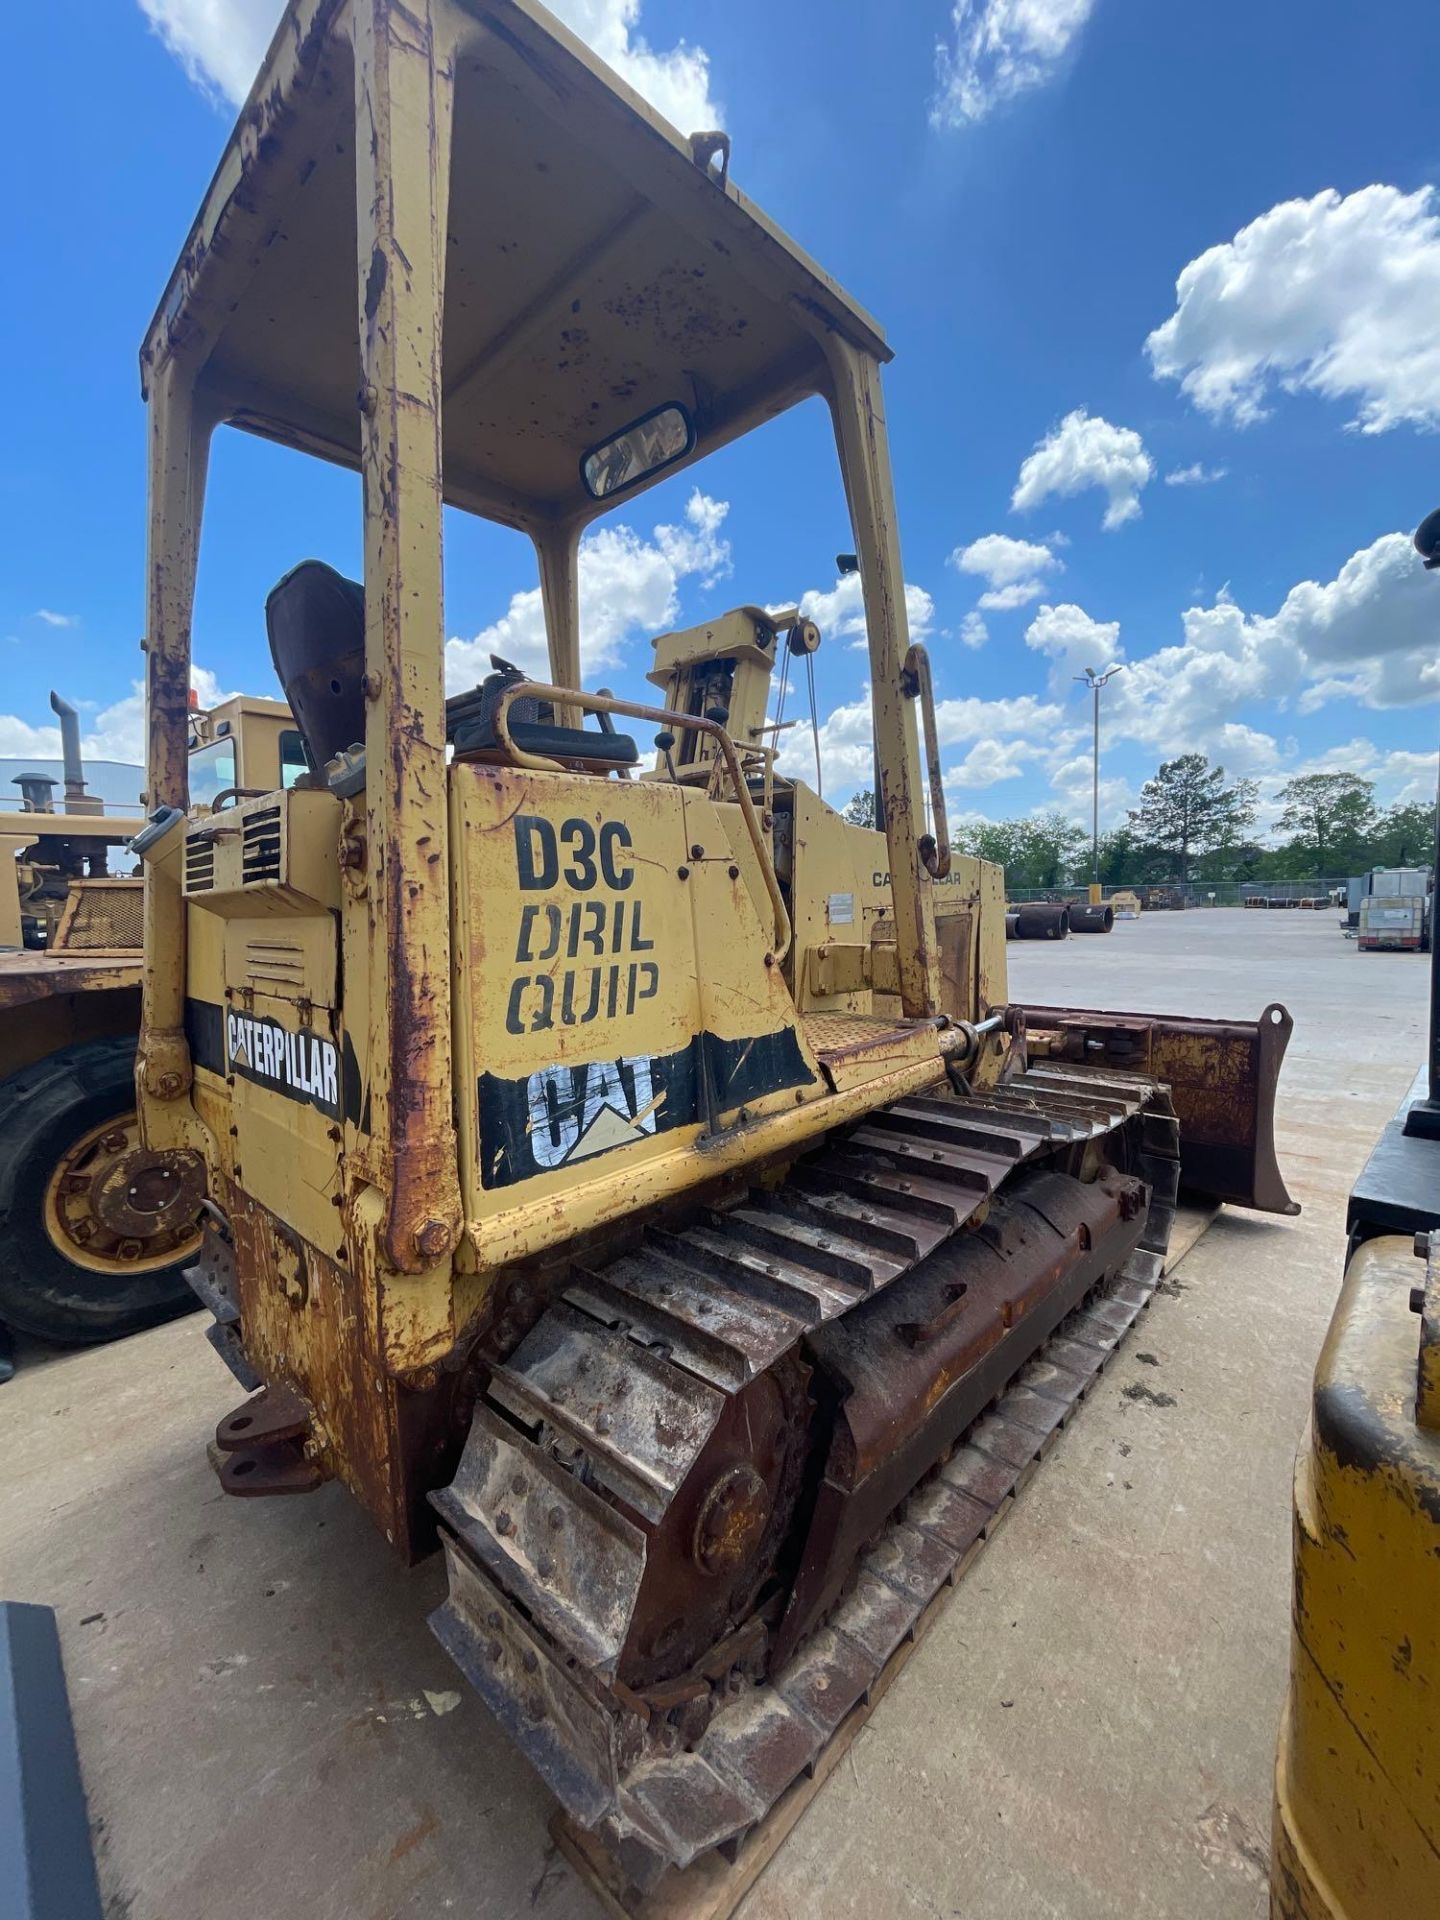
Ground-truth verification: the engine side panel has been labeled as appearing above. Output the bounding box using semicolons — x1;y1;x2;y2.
450;763;825;1226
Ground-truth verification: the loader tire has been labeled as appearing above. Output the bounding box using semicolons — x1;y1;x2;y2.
0;1038;201;1346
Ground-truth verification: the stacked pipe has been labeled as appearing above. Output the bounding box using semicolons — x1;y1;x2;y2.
1010;903;1070;940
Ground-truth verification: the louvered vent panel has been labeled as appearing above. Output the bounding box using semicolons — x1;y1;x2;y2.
184;837;215;894
244;939;306;991
241;805;283;886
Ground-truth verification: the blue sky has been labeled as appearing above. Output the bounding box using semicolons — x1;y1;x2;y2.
3;0;1439;833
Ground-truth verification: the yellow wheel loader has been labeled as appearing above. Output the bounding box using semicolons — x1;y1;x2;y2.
128;0;1297;1884
0;693;300;1357
1270;511;1440;1918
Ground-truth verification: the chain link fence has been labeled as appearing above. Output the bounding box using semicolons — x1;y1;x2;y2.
1004;878;1353;908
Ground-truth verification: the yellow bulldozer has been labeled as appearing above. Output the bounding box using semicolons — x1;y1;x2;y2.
0;691;299;1360
126;0;1298;1888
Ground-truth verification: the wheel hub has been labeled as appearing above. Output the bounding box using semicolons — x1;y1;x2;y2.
691;1465;771;1577
42;1120;205;1278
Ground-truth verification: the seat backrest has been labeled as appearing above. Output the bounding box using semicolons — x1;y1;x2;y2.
265;561;366;771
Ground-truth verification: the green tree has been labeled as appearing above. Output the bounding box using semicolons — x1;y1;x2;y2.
1127;755;1258;885
951;819;1026;876
956;812;1086;889
842;789;877;829
1016;812;1088;889
1368;799;1437;869
1275;772;1377;873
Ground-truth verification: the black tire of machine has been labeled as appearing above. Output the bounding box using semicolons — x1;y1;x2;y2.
1012;903;1070;940
1070;903;1115;934
0;1038;199;1346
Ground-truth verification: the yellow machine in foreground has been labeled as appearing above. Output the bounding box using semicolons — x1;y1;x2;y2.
1271;512;1440;1918
0;694;299;1353
128;0;1297;1884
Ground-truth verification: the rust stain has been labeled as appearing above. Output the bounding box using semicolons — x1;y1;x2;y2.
387;1808;440;1864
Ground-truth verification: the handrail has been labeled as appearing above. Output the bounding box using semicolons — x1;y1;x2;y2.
488;680;792;965
901;644;951;881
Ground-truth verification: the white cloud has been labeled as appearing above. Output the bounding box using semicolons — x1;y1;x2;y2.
446;489;730;689
959;611;989;650
35;609;80;629
0;664;231;768
979;582;1045;611
779;687;1061;799
782;529;1438;823
137;0;273;102
1164;463;1227;487
1024;602;1124;689
934;694;1065;742
1011;410;1154;529
946;737;1031;789
1146;185;1440;434
792;570;936;654
775;690;876;792
950;533;1061;612
1225;531;1440;710
1047;756;1135;829
932;0;1096;128
558;0;721;130
0;715;62;758
1017;528;1439;790
137;0;721;127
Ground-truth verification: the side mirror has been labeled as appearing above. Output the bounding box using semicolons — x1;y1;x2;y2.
581;404;694;500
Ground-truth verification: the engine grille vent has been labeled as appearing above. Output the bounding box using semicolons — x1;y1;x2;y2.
184;838;215;894
57;881;145;950
241;805;283;886
243;938;306;991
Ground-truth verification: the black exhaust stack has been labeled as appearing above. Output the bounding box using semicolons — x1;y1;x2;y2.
48;692;96;816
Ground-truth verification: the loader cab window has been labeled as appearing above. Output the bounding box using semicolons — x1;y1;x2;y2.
189;737;236;810
279;729;309;789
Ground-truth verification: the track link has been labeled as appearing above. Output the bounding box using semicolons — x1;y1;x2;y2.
430;1064;1180;1879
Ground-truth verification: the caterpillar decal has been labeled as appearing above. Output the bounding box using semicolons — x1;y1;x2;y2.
224;1009;341;1119
476;1029;815;1189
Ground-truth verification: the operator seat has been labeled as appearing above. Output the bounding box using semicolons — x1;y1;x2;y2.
265;560;637;775
265;560;365;771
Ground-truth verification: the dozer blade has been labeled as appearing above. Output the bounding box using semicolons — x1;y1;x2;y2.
1017;1000;1300;1216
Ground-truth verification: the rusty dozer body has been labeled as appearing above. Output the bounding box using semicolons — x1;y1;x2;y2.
130;0;1297;1884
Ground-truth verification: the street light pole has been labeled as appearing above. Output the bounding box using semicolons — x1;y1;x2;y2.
1075;665;1124;886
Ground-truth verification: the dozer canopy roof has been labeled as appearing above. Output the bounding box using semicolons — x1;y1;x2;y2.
141;0;890;535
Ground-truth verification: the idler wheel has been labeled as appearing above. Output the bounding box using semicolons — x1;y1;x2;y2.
617;1352;811;1690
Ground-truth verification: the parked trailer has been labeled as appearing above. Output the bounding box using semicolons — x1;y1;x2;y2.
1359;895;1430;953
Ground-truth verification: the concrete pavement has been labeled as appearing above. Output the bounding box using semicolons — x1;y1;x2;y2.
0;909;1422;1919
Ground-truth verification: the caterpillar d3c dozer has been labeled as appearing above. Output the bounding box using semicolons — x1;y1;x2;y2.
129;0;1298;1886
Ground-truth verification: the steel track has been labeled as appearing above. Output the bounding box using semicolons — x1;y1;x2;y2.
429;1063;1180;1882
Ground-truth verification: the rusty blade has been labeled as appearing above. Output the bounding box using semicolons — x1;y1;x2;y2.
1019;1001;1300;1215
